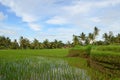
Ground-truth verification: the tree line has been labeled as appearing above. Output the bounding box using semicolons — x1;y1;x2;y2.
0;36;67;49
0;27;120;49
72;27;120;45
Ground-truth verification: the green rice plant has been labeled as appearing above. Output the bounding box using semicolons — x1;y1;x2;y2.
1;49;119;80
0;57;90;80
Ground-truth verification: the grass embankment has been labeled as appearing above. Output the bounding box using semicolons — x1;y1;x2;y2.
91;45;120;78
68;45;120;80
68;45;91;57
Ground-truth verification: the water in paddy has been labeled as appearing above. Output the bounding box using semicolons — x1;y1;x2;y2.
0;57;90;80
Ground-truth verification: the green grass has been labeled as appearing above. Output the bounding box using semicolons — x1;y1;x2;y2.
68;45;92;57
0;49;119;80
0;57;90;80
92;45;120;52
0;49;90;80
91;45;120;64
90;45;120;78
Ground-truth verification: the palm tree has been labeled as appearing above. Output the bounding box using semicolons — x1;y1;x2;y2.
108;31;114;44
103;31;114;44
88;33;94;44
116;33;120;44
11;39;19;49
72;35;79;46
43;39;50;49
103;33;109;44
94;27;99;36
79;32;86;45
19;36;30;49
93;26;99;43
32;39;40;49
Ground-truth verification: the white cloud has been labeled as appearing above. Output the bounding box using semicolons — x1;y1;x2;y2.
62;0;120;16
22;14;38;23
0;0;120;41
0;12;7;21
95;0;120;7
46;16;68;25
0;29;16;35
0;0;40;30
89;17;101;23
32;26;81;43
62;2;91;16
28;23;41;31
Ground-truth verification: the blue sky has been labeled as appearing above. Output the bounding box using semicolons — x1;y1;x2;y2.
0;0;120;43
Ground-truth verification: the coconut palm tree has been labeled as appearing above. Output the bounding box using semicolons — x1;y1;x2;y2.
94;27;99;36
88;33;94;44
72;35;79;46
32;39;40;49
93;26;99;43
116;33;120;44
103;33;109;44
79;32;86;45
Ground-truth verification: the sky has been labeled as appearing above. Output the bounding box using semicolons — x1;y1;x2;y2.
0;0;120;43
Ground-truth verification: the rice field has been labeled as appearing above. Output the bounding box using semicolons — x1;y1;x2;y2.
0;50;90;80
1;47;120;80
0;57;90;80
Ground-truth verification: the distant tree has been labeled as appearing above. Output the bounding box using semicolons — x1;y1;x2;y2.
0;36;6;49
66;41;72;48
85;37;89;45
79;32;86;45
95;40;104;45
72;35;79;46
103;31;114;45
5;37;11;48
11;39;19;49
88;33;94;44
108;31;114;44
93;26;99;44
54;39;58;48
0;36;11;49
19;36;30;49
94;27;99;37
103;33;109;44
115;33;120;44
57;40;64;48
43;39;50;49
31;39;40;49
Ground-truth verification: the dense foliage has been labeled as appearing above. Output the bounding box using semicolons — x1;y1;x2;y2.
0;27;120;49
0;36;68;49
72;27;120;45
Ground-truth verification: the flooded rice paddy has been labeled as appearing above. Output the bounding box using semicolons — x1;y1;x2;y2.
0;57;90;80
